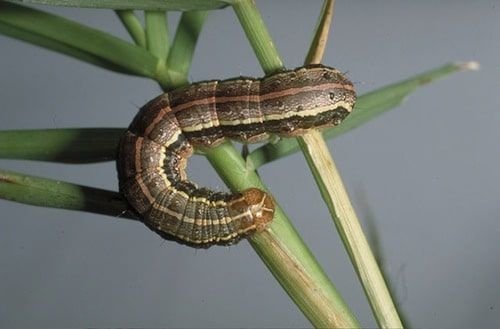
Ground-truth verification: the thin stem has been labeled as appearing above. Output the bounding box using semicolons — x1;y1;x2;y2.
231;0;283;74
166;10;208;88
304;0;335;65
115;10;146;47
0;129;122;163
297;1;402;327
0;168;134;220
298;133;403;328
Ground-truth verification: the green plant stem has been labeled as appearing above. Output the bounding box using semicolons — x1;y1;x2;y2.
166;10;208;88
145;11;169;61
0;129;123;163
232;0;283;74
229;1;360;327
144;10;169;88
145;10;170;87
115;10;146;47
304;0;335;65
298;132;403;328
204;142;359;328
0;168;133;220
297;1;402;326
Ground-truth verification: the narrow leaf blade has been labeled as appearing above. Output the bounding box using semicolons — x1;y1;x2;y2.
0;168;134;219
0;2;158;77
0;129;123;163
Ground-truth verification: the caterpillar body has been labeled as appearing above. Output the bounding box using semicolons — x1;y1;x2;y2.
117;64;356;248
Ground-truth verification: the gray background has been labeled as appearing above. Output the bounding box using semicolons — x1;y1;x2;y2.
1;1;498;328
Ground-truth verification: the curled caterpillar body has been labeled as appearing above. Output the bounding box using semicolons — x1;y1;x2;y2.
117;64;356;248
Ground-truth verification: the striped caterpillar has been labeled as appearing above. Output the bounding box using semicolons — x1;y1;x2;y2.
117;64;356;248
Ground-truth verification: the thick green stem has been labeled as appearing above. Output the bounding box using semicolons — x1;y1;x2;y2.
204;142;359;328
228;1;360;327
145;11;169;62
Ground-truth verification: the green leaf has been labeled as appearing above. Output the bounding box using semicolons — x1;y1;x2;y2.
0;2;158;78
6;0;230;11
0;168;134;220
247;61;479;170
0;129;123;163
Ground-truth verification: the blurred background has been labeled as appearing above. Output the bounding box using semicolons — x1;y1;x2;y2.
1;1;498;328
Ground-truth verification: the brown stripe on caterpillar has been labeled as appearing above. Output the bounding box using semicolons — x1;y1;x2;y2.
117;64;356;248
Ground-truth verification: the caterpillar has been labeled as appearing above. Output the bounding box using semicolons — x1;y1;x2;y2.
117;64;356;248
